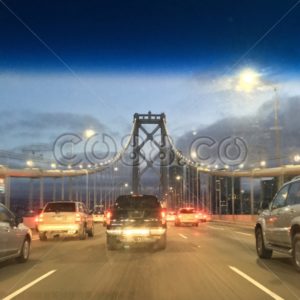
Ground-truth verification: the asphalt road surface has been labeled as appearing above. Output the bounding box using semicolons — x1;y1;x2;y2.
0;223;300;300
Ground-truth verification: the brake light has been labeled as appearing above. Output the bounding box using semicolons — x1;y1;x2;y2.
36;214;43;223
161;210;166;225
106;211;111;225
75;213;81;223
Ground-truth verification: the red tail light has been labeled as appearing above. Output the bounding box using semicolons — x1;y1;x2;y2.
36;214;43;223
161;210;166;225
106;211;111;225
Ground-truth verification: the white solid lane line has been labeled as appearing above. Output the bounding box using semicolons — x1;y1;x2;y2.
234;231;252;237
178;233;188;239
229;266;284;300
207;225;225;230
3;270;57;300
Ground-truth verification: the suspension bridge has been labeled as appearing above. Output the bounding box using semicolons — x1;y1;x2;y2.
1;112;300;215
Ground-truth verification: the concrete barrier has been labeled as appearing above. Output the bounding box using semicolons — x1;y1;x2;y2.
212;214;257;227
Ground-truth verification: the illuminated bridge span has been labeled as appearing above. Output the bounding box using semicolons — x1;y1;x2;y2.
1;112;300;215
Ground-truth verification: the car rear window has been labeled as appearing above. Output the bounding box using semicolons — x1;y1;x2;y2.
179;208;195;214
44;202;76;213
114;195;160;209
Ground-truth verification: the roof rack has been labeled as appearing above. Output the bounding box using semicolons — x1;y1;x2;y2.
291;175;300;181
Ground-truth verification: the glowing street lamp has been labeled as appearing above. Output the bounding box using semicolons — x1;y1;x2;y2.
260;160;266;168
236;68;282;166
191;151;197;159
236;68;260;92
51;163;56;169
294;155;300;163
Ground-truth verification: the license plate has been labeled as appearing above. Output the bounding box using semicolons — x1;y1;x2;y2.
134;237;144;242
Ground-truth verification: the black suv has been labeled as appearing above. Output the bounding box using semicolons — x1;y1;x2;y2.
106;194;167;250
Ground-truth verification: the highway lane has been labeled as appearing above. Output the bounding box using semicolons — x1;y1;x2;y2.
0;223;299;300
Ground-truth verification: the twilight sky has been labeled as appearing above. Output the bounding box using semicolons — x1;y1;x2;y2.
1;0;300;150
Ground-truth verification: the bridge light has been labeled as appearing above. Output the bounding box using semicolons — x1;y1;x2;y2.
26;160;34;167
260;160;266;167
294;155;300;163
84;129;95;138
51;163;56;169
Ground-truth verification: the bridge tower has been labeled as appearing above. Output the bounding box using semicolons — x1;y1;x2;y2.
131;112;169;197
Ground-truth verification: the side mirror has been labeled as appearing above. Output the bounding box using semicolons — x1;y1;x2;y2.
15;216;23;226
261;202;269;210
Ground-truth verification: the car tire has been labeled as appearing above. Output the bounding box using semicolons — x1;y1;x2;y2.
87;224;94;237
292;233;300;272
16;238;30;263
107;234;118;250
79;226;87;240
157;233;167;250
255;227;272;259
39;232;47;241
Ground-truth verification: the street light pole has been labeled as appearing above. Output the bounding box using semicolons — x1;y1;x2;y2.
85;170;89;209
273;87;282;167
196;168;199;210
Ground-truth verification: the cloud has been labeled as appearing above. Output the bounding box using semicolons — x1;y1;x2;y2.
174;96;300;167
0;111;111;150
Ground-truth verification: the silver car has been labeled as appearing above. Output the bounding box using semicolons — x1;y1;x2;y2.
0;203;31;263
255;176;300;272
